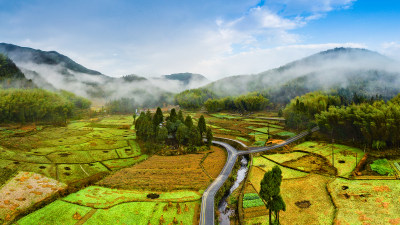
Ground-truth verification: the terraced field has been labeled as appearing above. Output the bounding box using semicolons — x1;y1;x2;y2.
17;186;201;225
0;115;146;184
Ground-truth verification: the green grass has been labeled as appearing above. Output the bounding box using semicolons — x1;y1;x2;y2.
253;141;266;147
236;137;249;142
293;141;365;177
243;193;265;208
0;115;146;184
252;127;280;133
276;131;296;138
210;113;240;119
85;201;197;225
17;200;92;225
253;157;308;179
57;163;109;183
63;186;202;208
19;190;199;225
248;132;269;143
264;152;308;164
102;155;148;170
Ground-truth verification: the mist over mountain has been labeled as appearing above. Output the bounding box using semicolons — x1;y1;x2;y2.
0;53;35;88
204;48;400;103
0;43;210;106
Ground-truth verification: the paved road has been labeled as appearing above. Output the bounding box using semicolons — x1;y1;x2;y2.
199;126;319;225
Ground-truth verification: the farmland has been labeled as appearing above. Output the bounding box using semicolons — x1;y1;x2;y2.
2;110;400;225
98;148;224;191
17;186;201;225
0;115;146;184
240;133;400;225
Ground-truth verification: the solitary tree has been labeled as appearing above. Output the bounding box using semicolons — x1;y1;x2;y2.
271;194;286;224
132;113;136;124
198;115;206;137
259;166;284;224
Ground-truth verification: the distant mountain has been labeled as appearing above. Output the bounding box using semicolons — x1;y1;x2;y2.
0;53;35;88
204;47;400;103
0;43;209;107
0;43;102;75
162;73;209;85
148;73;209;92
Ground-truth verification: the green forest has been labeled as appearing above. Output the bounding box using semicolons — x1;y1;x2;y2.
283;91;400;150
0;88;91;124
135;108;213;154
175;90;270;112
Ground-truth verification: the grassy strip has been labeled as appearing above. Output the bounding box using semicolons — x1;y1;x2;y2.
63;186;202;208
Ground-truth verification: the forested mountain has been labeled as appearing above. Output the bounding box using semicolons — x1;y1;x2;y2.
0;43;102;75
0;43;208;107
203;48;400;104
0;53;35;88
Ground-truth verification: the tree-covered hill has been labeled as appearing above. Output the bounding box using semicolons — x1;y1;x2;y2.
203;48;400;103
0;43;102;75
0;54;35;88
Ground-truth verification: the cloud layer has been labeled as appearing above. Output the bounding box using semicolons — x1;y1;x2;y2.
1;0;398;79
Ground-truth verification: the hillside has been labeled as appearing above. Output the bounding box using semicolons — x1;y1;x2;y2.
0;43;102;75
163;73;208;85
204;48;400;103
0;53;35;88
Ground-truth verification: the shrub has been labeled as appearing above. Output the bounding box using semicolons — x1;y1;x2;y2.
370;159;395;176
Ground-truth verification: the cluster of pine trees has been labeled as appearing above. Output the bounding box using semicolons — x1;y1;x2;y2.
204;92;269;112
0;88;91;124
283;90;400;150
135;108;213;153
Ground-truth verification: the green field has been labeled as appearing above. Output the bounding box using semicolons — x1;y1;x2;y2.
243;193;264;208
293;141;365;177
0;115;146;184
18;186;200;225
253;156;308;179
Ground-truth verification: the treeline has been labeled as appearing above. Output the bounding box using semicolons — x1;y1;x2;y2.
0;88;91;124
283;91;341;130
135;108;213;153
316;95;400;149
204;92;269;112
175;89;269;112
283;91;400;150
174;89;216;109
105;98;136;114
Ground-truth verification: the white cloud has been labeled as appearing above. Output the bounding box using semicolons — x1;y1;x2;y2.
193;42;367;80
380;41;400;61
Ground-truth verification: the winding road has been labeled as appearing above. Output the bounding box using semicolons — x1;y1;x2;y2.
199;126;319;225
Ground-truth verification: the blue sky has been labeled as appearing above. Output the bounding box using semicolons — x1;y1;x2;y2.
0;0;399;79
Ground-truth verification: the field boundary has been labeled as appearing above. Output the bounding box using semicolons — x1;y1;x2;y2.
75;208;97;225
199;152;213;179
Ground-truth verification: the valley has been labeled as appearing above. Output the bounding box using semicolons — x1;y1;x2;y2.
0;45;400;225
